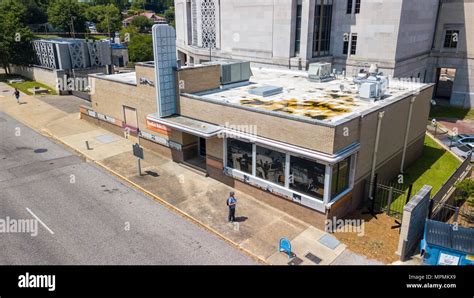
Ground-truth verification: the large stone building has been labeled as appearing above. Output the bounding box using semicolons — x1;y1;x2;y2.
174;0;473;108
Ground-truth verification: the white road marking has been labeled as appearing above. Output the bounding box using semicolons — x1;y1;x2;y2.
26;207;55;235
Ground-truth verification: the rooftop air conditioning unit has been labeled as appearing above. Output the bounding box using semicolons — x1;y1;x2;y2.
203;60;252;86
308;62;334;82
359;83;377;99
221;61;251;85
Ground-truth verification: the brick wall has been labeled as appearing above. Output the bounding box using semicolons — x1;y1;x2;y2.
178;64;221;93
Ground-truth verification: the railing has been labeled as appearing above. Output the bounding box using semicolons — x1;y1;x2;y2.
431;154;471;206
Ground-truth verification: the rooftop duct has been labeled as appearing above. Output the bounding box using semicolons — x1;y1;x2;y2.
248;85;283;97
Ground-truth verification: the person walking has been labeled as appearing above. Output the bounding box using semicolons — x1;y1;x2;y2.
13;88;20;104
227;191;237;222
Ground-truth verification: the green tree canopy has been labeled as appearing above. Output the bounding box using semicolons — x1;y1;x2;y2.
164;6;174;27
47;0;87;35
130;15;153;33
85;4;122;34
125;30;153;63
0;0;35;73
130;0;146;11
91;0;128;11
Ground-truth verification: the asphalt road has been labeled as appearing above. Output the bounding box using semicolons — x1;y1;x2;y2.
0;112;256;265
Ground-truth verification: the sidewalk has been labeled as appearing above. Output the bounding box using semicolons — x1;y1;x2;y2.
0;82;383;265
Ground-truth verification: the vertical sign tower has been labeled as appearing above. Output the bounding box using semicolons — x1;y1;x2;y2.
152;24;178;117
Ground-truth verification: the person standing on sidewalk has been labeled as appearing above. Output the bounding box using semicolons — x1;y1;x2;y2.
13;89;20;104
227;191;237;222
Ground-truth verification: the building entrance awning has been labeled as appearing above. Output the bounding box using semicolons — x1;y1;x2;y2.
147;114;222;138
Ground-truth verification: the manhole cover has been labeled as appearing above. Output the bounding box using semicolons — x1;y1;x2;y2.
305;253;322;264
288;257;303;266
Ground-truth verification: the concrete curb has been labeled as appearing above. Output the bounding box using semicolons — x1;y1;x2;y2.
37;128;269;265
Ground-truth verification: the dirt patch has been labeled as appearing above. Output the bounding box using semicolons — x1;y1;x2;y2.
332;210;401;264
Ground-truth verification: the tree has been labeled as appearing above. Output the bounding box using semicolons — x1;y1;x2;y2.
130;0;145;11
92;0;128;11
454;179;474;205
164;6;174;27
20;0;48;24
47;0;86;35
127;32;153;62
85;4;122;34
0;0;35;73
130;15;153;33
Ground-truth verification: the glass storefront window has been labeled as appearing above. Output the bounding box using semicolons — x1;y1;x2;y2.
331;157;351;199
256;146;286;186
226;138;253;174
289;156;325;200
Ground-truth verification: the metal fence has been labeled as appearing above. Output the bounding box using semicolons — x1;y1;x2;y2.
367;174;413;220
429;199;473;228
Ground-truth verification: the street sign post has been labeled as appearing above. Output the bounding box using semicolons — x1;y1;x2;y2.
133;143;144;176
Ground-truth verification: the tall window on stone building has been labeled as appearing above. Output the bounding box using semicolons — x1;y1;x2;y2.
350;34;358;55
346;0;353;14
313;0;333;57
201;0;217;49
444;30;459;48
294;1;303;55
354;0;361;14
343;33;349;55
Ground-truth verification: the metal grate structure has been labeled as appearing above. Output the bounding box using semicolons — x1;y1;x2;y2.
200;0;216;49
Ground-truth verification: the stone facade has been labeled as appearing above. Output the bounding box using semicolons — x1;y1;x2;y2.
175;0;473;107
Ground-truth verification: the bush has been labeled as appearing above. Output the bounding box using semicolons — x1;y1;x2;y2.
454;179;474;204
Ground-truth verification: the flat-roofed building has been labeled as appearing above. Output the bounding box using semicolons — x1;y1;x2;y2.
85;59;434;225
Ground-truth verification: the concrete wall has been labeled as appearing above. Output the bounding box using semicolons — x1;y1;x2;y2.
10;65;61;91
10;65;107;93
397;185;432;261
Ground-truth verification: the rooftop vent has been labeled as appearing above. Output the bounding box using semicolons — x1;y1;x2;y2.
248;85;283;97
308;62;334;82
354;64;389;100
203;60;252;85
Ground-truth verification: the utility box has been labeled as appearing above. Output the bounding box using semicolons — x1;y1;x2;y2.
359;82;377;99
204;60;252;85
308;62;333;82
